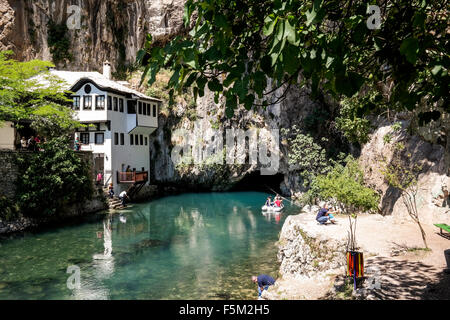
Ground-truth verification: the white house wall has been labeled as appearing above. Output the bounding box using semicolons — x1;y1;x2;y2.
0;121;15;150
73;82;159;194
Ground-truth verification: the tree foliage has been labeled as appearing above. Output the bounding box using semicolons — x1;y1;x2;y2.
316;156;380;213
138;0;449;121
0;50;81;138
15;137;94;217
282;125;347;204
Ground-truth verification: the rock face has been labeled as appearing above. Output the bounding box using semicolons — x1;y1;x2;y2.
277;213;347;279
148;84;326;193
359;119;450;225
2;0;448;223
0;0;185;71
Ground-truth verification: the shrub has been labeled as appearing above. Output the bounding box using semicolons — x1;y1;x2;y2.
0;196;20;221
47;20;72;64
15;137;93;217
316;156;380;214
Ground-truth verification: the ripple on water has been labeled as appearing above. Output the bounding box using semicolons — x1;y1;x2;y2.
0;192;296;300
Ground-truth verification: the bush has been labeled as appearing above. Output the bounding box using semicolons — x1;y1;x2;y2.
316;156;380;214
47;20;72;64
15;137;93;217
0;196;19;221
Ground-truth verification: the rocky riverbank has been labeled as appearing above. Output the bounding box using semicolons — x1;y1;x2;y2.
262;208;450;300
0;192;107;236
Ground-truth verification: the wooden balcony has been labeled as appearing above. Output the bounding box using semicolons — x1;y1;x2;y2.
117;171;148;184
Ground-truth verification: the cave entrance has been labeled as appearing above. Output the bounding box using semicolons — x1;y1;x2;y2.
230;171;284;194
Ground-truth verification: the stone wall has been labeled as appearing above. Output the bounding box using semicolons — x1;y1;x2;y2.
0;150;21;199
0;149;108;235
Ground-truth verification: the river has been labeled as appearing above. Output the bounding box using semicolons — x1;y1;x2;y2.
0;191;298;300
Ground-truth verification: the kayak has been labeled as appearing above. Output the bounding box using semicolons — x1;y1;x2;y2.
261;205;284;212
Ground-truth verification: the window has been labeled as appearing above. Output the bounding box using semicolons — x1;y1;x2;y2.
147;104;150;116
127;100;136;114
83;96;92;110
130;134;134;145
138;102;142;114
107;96;112;110
153;104;157;117
145;137;148;146
114;132;118;145
73;96;80;110
84;84;92;94
95;133;104;145
143;103;147;115
120;133;124;145
80;132;90;144
119;98;124;112
140;134;143;145
135;134;139;145
113;97;118;111
96;96;105;110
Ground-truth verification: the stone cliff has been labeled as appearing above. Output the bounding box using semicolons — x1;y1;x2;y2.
0;0;185;71
1;0;448;224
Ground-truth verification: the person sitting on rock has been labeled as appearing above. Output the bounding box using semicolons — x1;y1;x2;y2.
252;274;275;299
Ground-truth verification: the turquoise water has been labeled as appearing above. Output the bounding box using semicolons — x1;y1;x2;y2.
0;192;298;300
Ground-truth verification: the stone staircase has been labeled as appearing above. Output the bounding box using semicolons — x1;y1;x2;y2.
102;187;128;210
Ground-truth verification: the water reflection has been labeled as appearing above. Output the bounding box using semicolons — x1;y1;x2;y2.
262;211;282;224
0;192;297;300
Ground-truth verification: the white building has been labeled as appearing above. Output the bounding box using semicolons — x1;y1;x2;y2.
50;62;162;194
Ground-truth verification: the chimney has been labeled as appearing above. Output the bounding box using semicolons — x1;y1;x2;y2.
103;60;111;80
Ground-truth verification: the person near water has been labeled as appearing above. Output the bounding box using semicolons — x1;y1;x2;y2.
316;204;336;225
274;198;282;208
252;274;275;298
265;196;272;207
328;206;337;223
108;183;114;199
119;190;128;206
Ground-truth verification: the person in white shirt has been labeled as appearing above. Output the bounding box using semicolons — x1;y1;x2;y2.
119;191;128;206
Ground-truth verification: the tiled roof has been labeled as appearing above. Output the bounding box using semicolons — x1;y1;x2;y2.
48;70;162;102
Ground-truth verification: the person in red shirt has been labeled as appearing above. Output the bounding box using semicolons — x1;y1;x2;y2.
274;199;282;207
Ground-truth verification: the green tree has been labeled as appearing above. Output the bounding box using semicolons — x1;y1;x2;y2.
0;50;81;138
316;156;380;214
138;0;449;121
15;137;93;217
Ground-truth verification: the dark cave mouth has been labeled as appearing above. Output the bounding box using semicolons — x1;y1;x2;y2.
230;171;284;194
